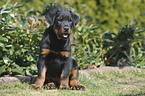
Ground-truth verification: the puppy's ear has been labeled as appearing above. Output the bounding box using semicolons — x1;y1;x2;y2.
45;9;58;26
71;11;80;27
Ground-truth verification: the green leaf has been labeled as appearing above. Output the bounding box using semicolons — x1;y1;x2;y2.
140;60;145;68
5;45;13;47
12;63;24;72
32;34;38;40
3;57;10;64
26;69;32;76
95;57;100;63
103;39;113;42
0;37;8;42
102;30;110;34
27;55;34;61
11;69;25;76
15;3;24;8
10;48;14;55
0;43;4;47
30;64;37;71
0;14;2;19
88;43;93;52
0;8;12;14
11;63;25;75
0;65;7;74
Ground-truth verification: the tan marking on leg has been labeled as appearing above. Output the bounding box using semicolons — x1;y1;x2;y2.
30;67;47;89
41;49;55;57
41;49;50;57
70;68;85;90
60;70;70;89
70;68;78;86
60;52;69;58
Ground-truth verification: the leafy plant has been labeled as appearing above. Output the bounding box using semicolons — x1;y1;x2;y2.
103;24;145;67
130;28;145;68
72;18;104;69
0;3;45;76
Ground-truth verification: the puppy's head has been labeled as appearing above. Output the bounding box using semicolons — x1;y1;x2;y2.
45;8;79;40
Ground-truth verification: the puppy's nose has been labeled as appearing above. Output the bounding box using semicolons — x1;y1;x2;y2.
64;26;69;32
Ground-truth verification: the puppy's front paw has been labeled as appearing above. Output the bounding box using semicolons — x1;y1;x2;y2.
59;85;69;90
44;82;56;89
70;84;85;90
29;84;42;90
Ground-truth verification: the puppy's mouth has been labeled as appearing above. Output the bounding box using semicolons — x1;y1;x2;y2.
60;33;70;39
53;26;71;40
62;33;69;38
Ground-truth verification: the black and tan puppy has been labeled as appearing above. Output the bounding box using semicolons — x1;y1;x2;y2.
30;8;85;90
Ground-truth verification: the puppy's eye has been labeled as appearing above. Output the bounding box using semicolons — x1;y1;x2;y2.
68;17;72;22
57;17;63;22
59;17;63;21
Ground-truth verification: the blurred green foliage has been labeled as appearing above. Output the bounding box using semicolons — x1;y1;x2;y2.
1;0;144;32
0;0;144;76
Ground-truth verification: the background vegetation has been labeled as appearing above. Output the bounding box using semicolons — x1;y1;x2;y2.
0;0;145;76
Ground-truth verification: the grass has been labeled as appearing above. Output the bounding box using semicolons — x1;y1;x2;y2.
0;67;145;96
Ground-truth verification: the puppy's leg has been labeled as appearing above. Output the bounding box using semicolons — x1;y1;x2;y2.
70;59;85;90
59;58;72;90
30;56;47;90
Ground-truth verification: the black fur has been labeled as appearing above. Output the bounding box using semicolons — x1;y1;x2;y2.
30;8;84;90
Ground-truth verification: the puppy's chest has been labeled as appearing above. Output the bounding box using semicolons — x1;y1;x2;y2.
49;37;70;52
49;41;65;51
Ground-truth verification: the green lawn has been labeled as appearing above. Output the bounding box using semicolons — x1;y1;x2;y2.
0;67;145;96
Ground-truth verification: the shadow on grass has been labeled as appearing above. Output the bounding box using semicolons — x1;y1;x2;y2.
122;92;145;96
15;75;37;84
